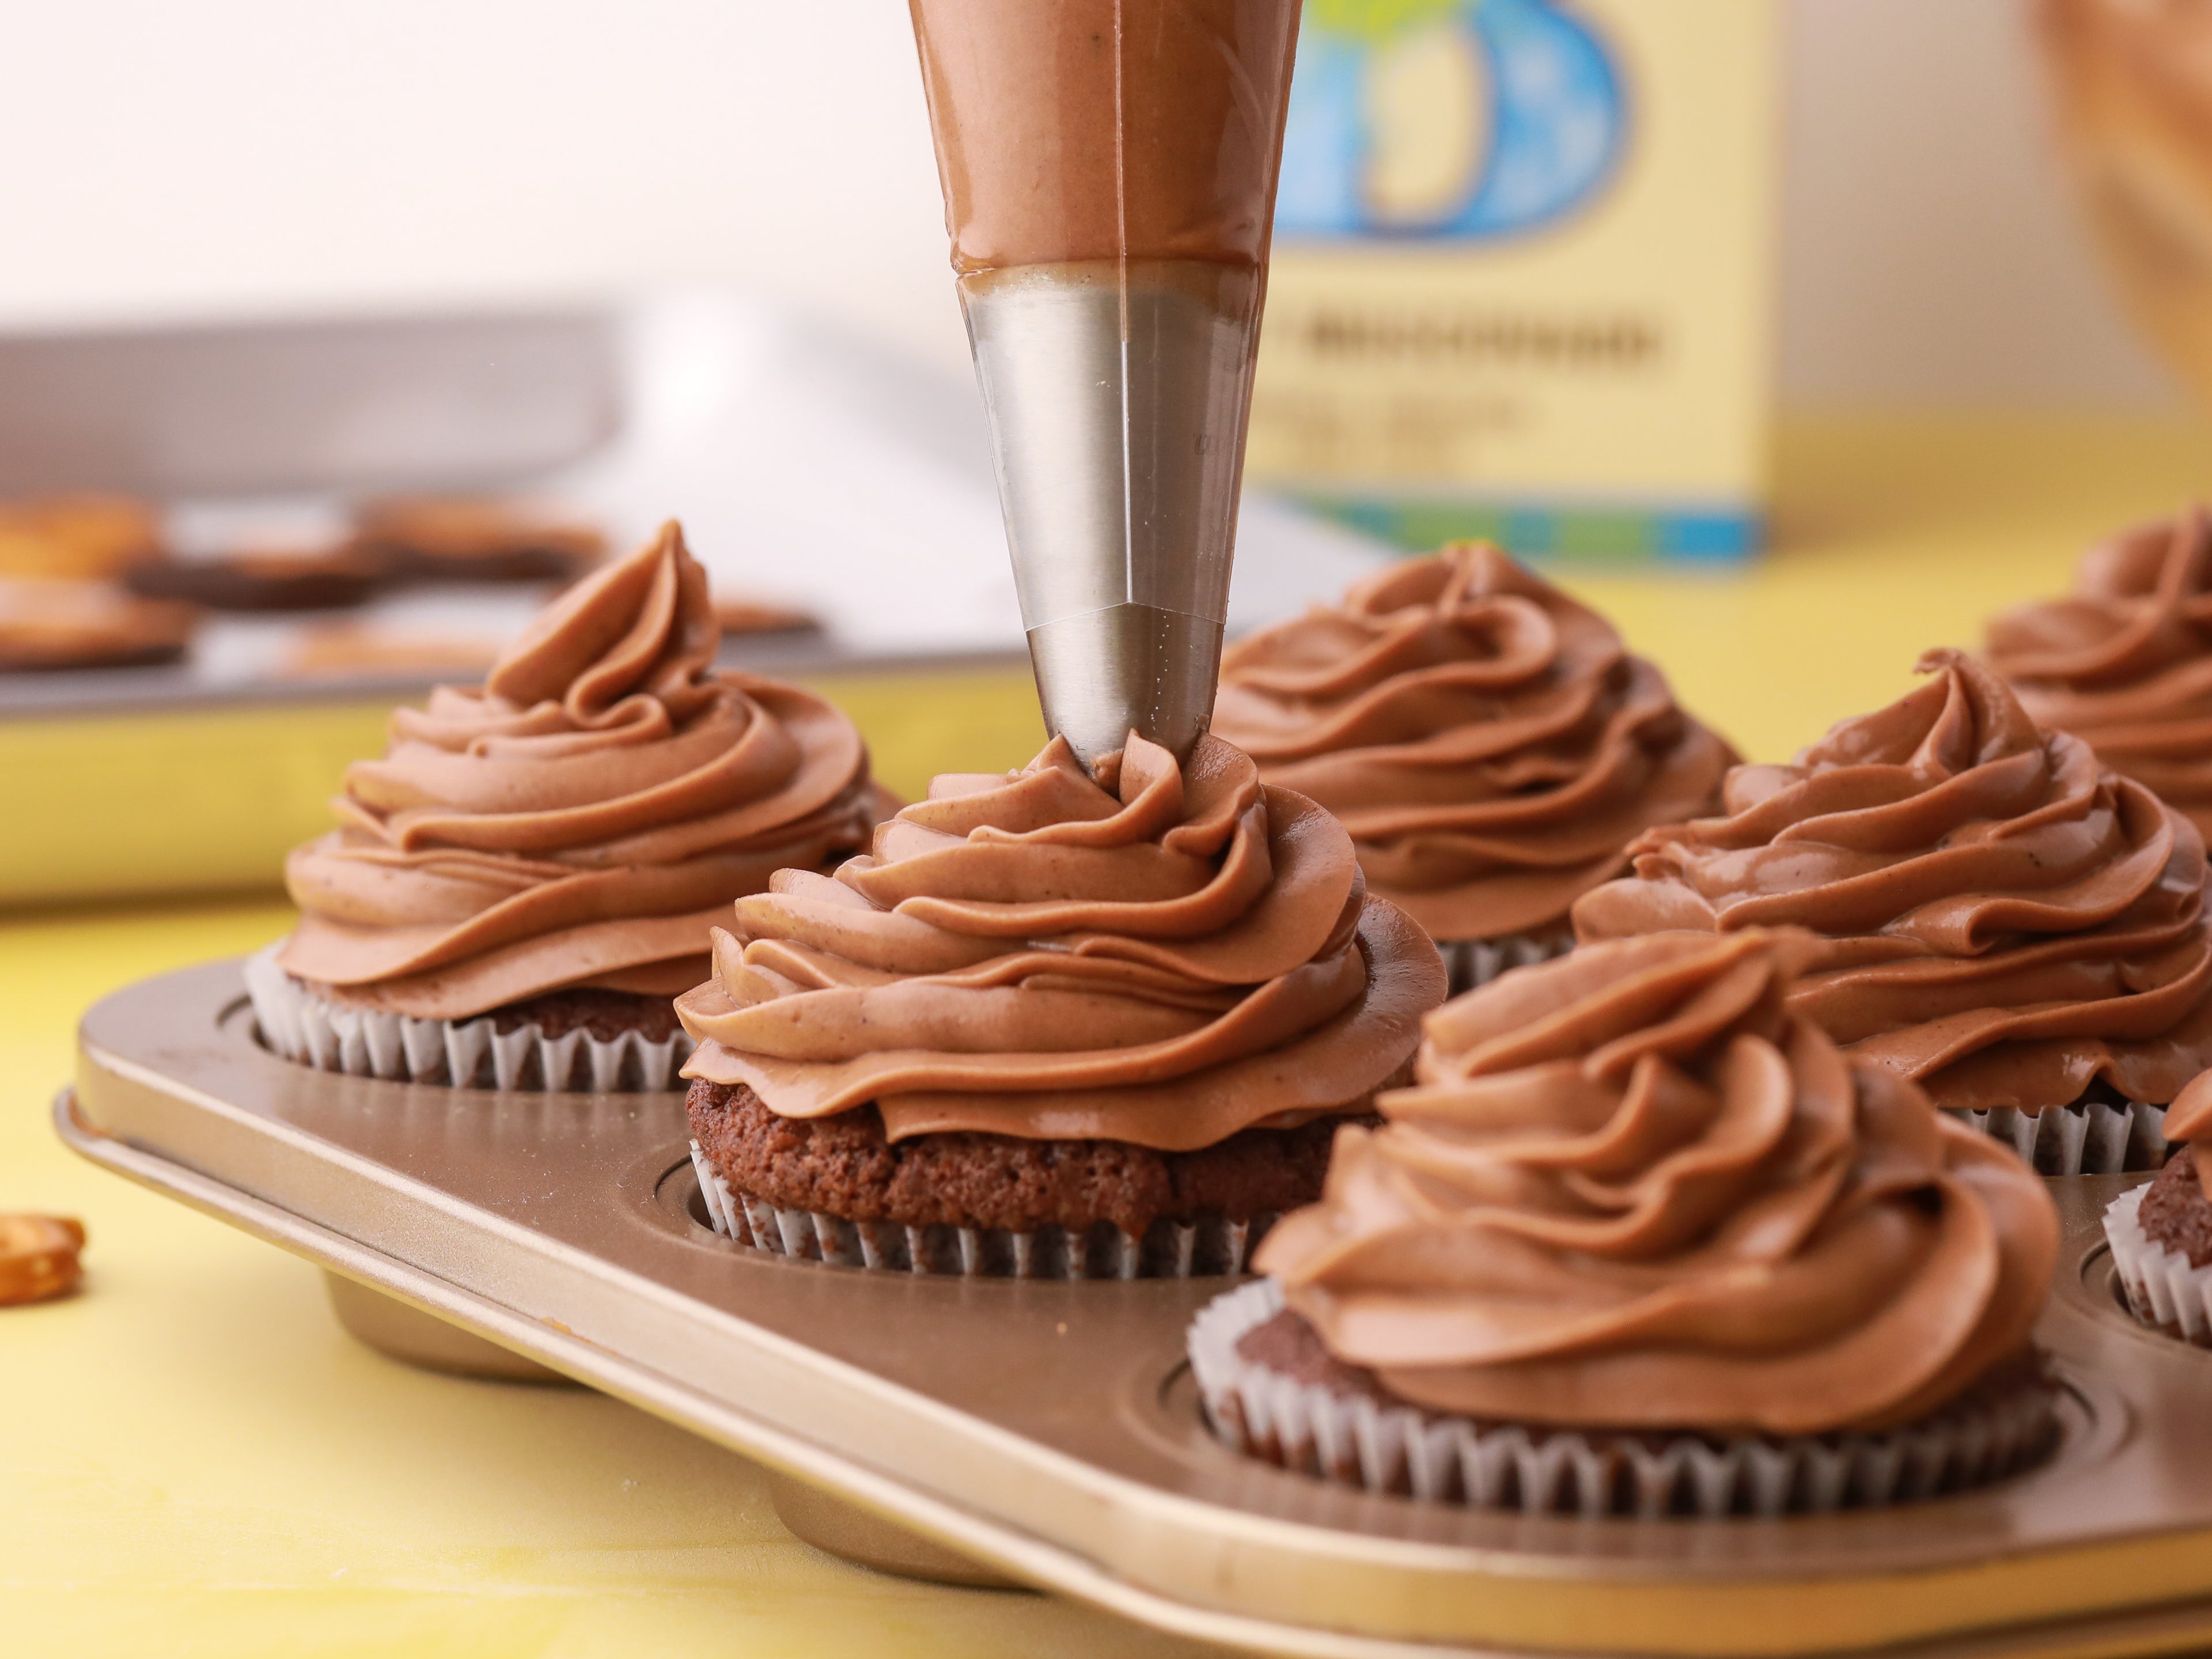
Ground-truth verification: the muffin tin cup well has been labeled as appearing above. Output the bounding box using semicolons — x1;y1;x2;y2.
56;957;2212;1659
244;944;694;1092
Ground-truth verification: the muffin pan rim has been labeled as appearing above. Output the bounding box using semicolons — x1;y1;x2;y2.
55;956;2212;1659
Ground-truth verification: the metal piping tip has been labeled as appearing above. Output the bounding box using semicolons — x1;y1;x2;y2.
960;259;1262;770
1025;602;1224;766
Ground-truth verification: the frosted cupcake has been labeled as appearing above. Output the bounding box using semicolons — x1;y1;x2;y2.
2104;1071;2212;1344
1574;650;2212;1173
247;522;887;1090
1988;507;2212;838
677;732;1447;1277
1191;929;2062;1517
1210;543;1733;993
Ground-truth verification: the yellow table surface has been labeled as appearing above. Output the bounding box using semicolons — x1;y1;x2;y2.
8;412;2212;1659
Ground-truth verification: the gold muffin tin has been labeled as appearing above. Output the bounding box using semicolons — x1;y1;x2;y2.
59;959;2212;1659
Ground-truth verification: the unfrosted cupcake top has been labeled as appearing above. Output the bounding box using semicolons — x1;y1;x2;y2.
1209;543;1733;943
676;732;1446;1149
1574;650;2212;1113
1253;929;2058;1434
279;522;882;1018
1988;509;2212;838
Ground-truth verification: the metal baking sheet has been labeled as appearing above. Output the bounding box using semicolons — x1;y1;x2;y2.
59;958;2212;1659
0;294;1390;721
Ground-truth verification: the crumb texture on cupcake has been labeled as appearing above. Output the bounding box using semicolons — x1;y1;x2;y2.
1575;649;2212;1115
687;1077;1358;1234
677;732;1446;1150
1988;509;2212;839
1254;929;2059;1435
278;521;882;1020
2138;1145;2212;1266
2138;1076;2212;1264
1209;543;1733;944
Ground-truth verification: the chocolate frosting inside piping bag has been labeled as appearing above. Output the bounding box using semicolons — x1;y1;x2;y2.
677;732;1448;1150
1210;544;1734;941
1254;929;2059;1435
1574;649;2212;1113
279;521;884;1019
1988;507;2212;840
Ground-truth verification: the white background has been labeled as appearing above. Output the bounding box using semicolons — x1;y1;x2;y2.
0;0;2179;408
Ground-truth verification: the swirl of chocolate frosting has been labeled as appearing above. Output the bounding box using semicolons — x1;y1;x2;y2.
676;732;1446;1149
279;522;882;1018
1988;509;2212;838
1254;929;2058;1434
1209;544;1734;942
1574;649;2212;1112
2162;1073;2212;1200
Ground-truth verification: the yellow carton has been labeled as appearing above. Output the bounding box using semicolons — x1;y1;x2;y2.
1251;0;1778;560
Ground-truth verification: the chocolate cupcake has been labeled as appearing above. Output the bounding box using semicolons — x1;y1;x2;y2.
677;732;1447;1277
1574;650;2212;1174
246;521;887;1091
1192;929;2063;1517
1210;543;1733;993
2104;1072;2212;1343
1988;507;2212;838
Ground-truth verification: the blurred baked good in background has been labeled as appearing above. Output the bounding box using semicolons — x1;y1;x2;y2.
712;594;819;637
0;578;196;672
351;498;605;585
126;546;388;613
277;621;505;681
2041;0;2212;407
0;497;161;582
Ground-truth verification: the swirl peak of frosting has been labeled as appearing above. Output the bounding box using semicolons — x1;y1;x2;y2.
1574;649;2212;1112
279;521;882;1017
1988;508;2212;838
1255;928;2059;1434
676;732;1447;1150
1210;543;1733;941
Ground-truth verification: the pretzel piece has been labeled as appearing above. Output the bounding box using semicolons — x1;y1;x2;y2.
0;1214;85;1305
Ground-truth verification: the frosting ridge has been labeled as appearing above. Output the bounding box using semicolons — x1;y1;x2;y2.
1574;649;2212;1112
1253;929;2058;1434
1210;544;1733;941
2164;1071;2212;1200
280;522;882;1017
1988;509;2212;838
677;732;1447;1149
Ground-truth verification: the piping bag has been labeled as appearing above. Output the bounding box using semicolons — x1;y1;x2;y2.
907;0;1303;768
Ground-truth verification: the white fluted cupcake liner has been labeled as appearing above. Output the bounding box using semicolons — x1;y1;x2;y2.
245;945;693;1092
1439;926;1576;996
1187;1279;2061;1518
2103;1183;2212;1346
1946;1097;2166;1175
688;1141;1274;1279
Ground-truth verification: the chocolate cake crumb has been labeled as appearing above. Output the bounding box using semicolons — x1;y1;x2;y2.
1237;1308;1405;1408
490;987;681;1043
2139;1145;2212;1267
687;1077;1384;1236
